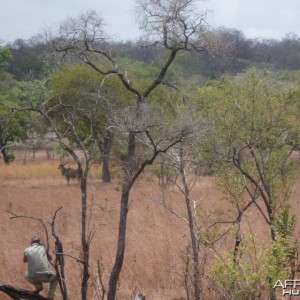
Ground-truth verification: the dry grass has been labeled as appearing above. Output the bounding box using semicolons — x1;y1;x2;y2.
0;160;102;180
0;170;191;299
2;155;300;299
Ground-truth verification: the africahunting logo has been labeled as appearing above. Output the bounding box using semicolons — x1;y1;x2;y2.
274;280;300;296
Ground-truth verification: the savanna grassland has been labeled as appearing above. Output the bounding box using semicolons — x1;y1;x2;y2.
0;152;213;299
1;152;300;300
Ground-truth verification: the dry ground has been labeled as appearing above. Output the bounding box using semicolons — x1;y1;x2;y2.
1;156;300;300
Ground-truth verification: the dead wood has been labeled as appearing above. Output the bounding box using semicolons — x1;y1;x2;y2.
0;284;49;300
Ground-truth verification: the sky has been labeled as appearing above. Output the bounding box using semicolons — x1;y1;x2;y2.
0;0;300;44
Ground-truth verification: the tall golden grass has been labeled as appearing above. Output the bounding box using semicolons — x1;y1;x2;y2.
0;160;102;180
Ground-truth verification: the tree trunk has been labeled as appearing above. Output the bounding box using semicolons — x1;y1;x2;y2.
270;213;277;300
107;131;136;300
102;154;111;183
0;140;10;164
179;149;201;300
98;131;113;183
53;238;68;300
50;208;68;300
183;189;201;300
107;187;130;300
81;173;90;300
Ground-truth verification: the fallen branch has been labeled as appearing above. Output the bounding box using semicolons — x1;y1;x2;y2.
0;285;49;300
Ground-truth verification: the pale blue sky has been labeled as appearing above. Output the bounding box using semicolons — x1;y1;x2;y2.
0;0;299;43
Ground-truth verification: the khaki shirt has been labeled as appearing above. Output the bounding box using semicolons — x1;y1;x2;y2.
24;243;52;278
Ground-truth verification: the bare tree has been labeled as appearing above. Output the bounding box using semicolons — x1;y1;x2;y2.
155;120;205;300
15;85;99;299
177;143;202;300
38;107;95;300
49;1;210;298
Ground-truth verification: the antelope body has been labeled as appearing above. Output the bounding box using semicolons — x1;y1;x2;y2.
58;164;80;183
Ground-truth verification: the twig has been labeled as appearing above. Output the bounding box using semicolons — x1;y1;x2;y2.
8;211;51;257
97;260;106;300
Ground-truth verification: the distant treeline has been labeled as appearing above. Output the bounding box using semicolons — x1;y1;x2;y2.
5;27;300;81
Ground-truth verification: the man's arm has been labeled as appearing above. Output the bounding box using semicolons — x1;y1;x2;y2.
40;243;52;262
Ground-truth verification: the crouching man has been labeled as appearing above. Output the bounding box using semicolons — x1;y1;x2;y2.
24;236;58;300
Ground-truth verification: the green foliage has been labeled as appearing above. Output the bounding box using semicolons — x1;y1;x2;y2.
270;206;297;277
118;56;187;112
272;205;296;238
0;46;13;73
118;56;161;83
0;47;15;95
49;63;133;110
202;71;299;298
53;144;69;160
48;62;186;153
198;70;300;216
15;79;49;107
215;163;247;199
12;79;50;139
47;63;135;160
0;98;29;162
210;228;297;300
0;48;31;163
211;243;269;300
196;206;224;246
